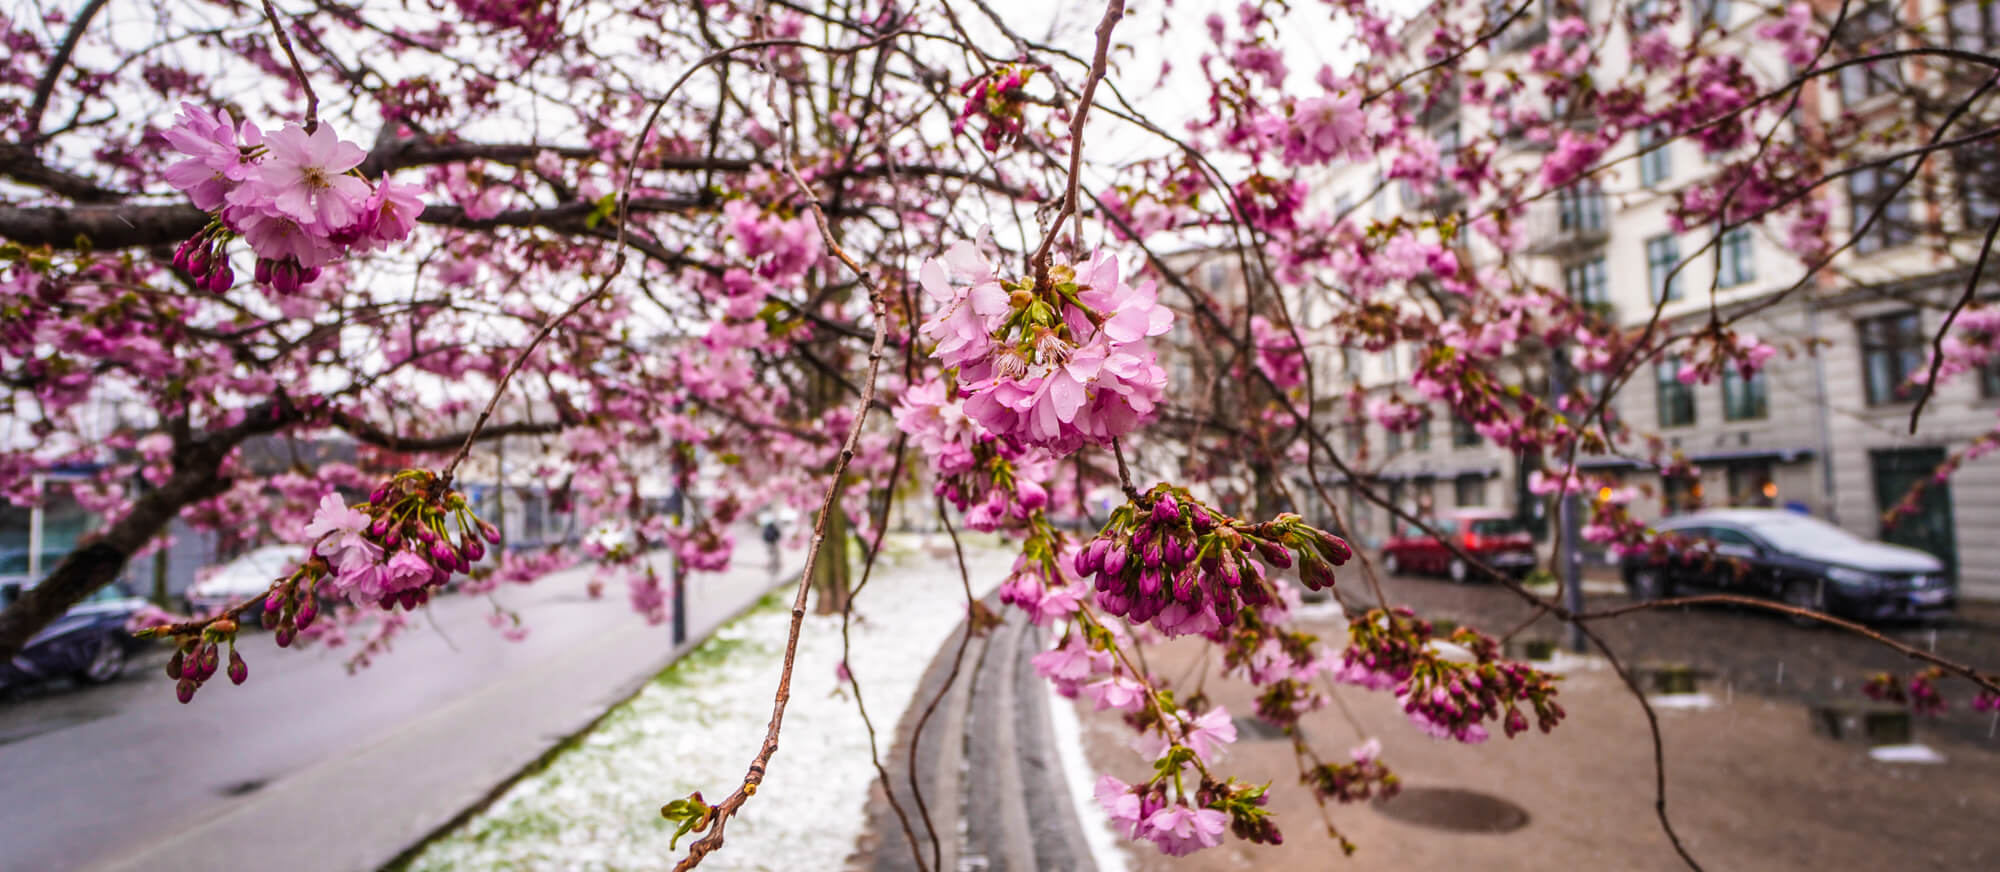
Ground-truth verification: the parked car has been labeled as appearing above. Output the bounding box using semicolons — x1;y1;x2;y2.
0;546;69;590
1381;510;1538;582
0;580;150;689
185;544;308;620
1620;508;1954;623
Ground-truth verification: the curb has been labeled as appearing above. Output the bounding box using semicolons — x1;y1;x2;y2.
866;596;1096;872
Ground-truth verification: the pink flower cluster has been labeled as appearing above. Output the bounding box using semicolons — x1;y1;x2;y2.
916;243;1172;455
1257;92;1370;167
299;474;498;614
997;552;1085;626
163;104;421;293
1095;776;1229;856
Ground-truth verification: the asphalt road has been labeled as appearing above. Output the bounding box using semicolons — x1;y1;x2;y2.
0;546;791;872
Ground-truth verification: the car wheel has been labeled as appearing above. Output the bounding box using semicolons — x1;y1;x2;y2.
1628;569;1668;602
1382;552;1401;576
1781;580;1826;628
78;634;128;684
1448;557;1469;584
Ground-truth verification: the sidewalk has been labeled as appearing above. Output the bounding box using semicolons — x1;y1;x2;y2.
76;549;790;872
399;532;1014;872
1072;603;2000;871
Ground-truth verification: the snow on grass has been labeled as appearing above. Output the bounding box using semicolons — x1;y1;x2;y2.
403;535;1007;872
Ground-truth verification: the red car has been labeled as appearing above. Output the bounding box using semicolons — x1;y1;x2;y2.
1381;510;1538;582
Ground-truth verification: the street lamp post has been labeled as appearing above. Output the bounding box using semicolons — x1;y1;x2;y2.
1547;348;1587;653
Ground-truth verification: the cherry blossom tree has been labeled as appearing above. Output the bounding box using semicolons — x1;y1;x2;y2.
3;0;1999;868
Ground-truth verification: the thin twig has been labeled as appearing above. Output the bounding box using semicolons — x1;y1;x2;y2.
259;0;320;131
1027;0;1125;278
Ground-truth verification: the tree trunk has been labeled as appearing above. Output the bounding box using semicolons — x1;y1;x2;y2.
811;499;852;615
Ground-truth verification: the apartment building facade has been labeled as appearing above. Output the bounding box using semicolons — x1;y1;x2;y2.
1199;0;2000;598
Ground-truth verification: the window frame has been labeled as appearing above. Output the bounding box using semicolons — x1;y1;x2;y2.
1638;124;1672;186
1716;226;1755;288
1454;474;1488;507
1646;234;1683;303
1721;364;1769;421
1849;162;1916;254
1858;311;1926;406
1655;358;1697;427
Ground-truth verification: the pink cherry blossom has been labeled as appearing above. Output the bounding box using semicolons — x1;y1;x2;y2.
303;493;380;571
230;123;372;229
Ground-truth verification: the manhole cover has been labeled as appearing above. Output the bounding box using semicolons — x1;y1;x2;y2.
1371;786;1529;833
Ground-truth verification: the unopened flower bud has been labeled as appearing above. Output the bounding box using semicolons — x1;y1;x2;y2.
254;257;274;284
296;597;317;629
166;650;185;679
199;644;220;680
463;537;486;562
1152;494;1179;524
176;678;197;704
275;625;296;648
227;650;248;685
480;520;502;544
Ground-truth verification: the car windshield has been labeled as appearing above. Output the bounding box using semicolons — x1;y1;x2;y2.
1739;514;1864;553
1468;518;1523;535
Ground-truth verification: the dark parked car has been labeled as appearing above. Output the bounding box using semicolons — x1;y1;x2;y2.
1381;510;1538;582
0;580;150;690
1621;508;1954;623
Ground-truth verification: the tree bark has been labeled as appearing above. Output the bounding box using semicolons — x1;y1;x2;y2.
811;497;852;615
0;438;233;657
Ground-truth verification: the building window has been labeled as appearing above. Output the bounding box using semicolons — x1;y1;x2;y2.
1849;163;1916;254
1455;474;1488;507
1558;182;1606;234
1663;473;1703;515
1722;365;1768;420
1717;226;1755;287
1838;3;1902;104
1726;461;1776;508
1646;234;1682;302
1655;359;1696;427
1950;0;2000;51
1413;412;1433;451
1955;138;2000;232
1564;256;1609;309
1859;311;1925;405
1452;416;1482;447
1638;124;1672;186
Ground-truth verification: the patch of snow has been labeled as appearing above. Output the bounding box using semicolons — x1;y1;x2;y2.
403;539;1009;871
1045;674;1131;872
1647;692;1718;711
1291;599;1347;622
1869;744;1946;764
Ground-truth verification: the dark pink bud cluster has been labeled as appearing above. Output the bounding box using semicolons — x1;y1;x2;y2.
1304;750;1400;804
952;64;1035;152
162;618;241;704
1340;608;1565;742
171;226;235;291
251;256;323;294
1974;689;2000;713
1199;778;1282;847
1074;488;1348;638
